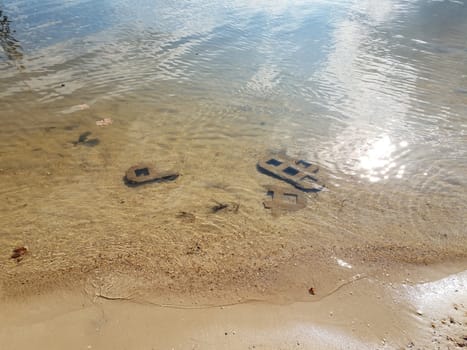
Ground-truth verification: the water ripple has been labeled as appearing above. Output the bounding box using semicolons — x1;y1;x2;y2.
1;0;466;204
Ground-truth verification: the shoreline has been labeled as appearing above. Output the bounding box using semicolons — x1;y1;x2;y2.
1;261;466;349
3;241;467;304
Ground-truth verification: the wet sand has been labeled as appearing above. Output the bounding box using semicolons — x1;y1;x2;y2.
1;0;467;347
0;99;466;349
1;263;466;349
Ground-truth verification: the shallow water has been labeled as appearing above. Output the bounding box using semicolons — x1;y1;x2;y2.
0;0;466;302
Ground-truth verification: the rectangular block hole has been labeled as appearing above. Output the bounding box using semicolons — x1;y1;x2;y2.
266;190;274;199
296;160;311;168
266;158;282;167
283;166;299;176
301;175;318;183
282;193;298;204
135;168;150;177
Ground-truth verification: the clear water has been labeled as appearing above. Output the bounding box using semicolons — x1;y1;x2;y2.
0;0;466;302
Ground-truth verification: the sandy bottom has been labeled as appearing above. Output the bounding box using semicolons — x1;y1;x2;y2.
1;263;466;350
0;97;466;349
1;0;467;345
1;97;466;304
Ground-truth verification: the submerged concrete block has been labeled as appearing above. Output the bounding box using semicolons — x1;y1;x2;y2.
257;153;324;192
263;184;307;215
125;163;179;186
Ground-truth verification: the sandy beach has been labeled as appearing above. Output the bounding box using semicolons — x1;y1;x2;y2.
1;262;466;349
1;0;467;348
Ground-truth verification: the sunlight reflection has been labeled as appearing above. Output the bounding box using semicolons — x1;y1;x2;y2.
358;135;408;182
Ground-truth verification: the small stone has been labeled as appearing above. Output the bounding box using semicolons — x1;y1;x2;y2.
11;246;28;261
96;118;113;127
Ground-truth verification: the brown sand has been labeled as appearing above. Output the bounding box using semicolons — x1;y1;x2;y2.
0;264;466;349
1;97;466;348
1;97;466;302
